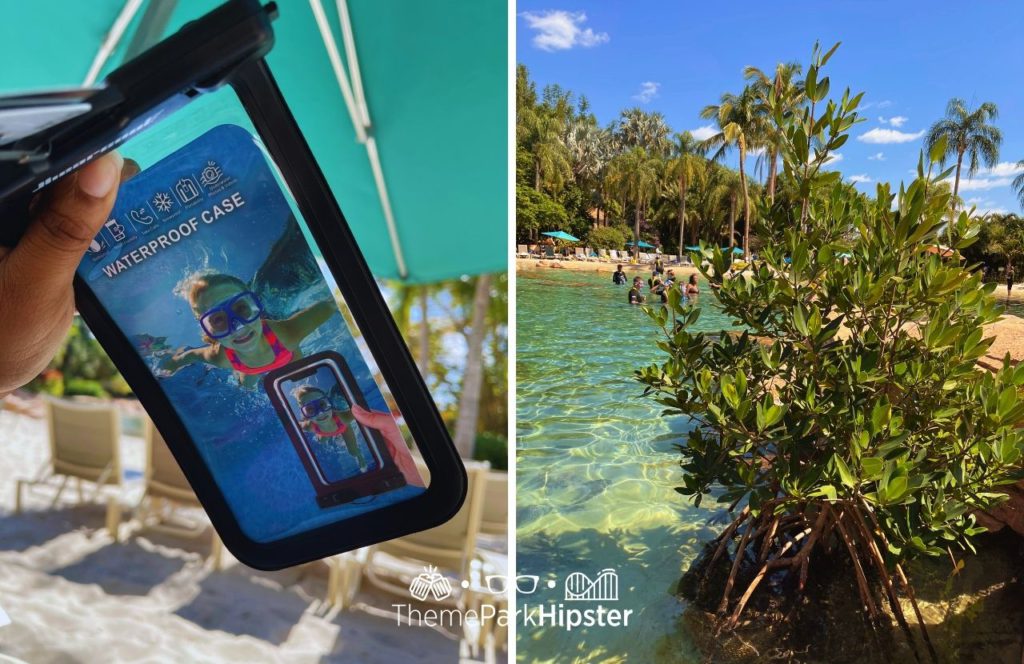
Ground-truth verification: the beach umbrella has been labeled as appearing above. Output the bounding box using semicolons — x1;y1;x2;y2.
541;231;580;242
719;247;744;255
0;0;505;283
683;245;702;252
626;240;656;249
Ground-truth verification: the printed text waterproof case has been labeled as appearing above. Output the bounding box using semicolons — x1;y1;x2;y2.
0;0;466;569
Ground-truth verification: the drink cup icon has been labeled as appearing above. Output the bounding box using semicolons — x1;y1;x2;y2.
409;565;453;601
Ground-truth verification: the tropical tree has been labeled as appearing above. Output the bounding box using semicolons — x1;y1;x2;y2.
452;273;494;459
616;107;672;157
925;98;1002;235
1013;159;1024;210
666;131;706;256
744;61;804;202
528;110;571;194
700;86;766;257
607;147;662;257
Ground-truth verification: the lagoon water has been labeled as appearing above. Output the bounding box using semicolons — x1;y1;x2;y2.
516;268;739;662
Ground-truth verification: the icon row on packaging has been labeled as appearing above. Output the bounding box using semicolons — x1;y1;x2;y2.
87;161;226;257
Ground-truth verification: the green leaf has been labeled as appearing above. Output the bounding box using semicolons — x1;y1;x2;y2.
861;457;884;479
834;455;856;488
929;135;948;164
887;475;909;503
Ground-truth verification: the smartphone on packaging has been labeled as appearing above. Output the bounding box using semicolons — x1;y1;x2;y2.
265;351;409;508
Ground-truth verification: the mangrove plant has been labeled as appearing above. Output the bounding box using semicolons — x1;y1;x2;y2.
636;43;1024;660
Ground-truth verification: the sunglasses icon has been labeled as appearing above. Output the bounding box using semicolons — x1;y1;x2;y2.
484;575;540;595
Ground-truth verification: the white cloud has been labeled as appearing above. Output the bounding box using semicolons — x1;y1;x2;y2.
857;128;926;144
748;146;766;157
978;162;1024;177
848;174;872;184
825;152;843;164
689;125;717;141
632;81;660;103
952;177;1012;192
878;115;908;128
966;197;1009;215
520;11;609;51
867;152;885;161
861;99;893;110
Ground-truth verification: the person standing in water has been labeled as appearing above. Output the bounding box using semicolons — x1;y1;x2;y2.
160;272;335;388
1007;265;1015;298
294;385;368;473
628;277;646;304
613;265;627;285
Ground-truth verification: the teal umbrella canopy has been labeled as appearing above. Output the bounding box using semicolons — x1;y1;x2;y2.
542;231;579;242
720;247;744;255
626;240;656;249
683;245;702;251
0;1;506;284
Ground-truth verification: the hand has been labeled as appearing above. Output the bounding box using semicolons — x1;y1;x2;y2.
351;405;425;487
0;153;129;397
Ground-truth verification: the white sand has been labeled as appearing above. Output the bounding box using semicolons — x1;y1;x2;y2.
0;406;499;664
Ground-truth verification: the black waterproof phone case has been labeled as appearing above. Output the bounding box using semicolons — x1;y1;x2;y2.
0;0;466;570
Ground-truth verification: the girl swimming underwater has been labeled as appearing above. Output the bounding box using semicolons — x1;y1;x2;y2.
160;273;335;388
293;385;368;473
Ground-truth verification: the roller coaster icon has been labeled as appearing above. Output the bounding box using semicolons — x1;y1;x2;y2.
563;568;619;601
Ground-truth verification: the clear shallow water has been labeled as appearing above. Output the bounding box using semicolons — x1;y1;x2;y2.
516;268;739;663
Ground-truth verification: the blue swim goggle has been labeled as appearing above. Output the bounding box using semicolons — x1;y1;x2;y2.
199;290;264;339
300;396;332;419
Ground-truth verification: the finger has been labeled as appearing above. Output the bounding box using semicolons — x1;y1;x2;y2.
6;152;123;292
351;405;392;430
121;158;141;182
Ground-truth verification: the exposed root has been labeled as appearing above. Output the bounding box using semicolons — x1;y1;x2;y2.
701;499;939;663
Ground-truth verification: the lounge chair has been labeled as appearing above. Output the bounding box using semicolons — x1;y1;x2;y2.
608;249;619;261
515;244;530;258
326;461;490;608
131;420;223;569
480;470;508;537
573;248;587;261
14;398;123;540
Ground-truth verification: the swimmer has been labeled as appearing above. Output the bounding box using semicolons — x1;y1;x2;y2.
160;272;335;388
685;274;700;295
613;264;627;285
293;385;368;473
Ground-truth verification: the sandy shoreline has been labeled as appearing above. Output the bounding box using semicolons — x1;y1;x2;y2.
515;257;700;277
515;258;1024;306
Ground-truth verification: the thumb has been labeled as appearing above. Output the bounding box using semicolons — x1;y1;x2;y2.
6;152;123;292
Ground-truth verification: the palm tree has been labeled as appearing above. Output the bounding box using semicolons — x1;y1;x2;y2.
616;108;672;157
607;147;662;258
1013;159;1024;211
529;110;571;194
666;132;706;256
700;86;766;258
452;274;493;459
744;62;804;202
925;98;1002;234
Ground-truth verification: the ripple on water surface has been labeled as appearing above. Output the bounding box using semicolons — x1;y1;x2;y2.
516;268;738;663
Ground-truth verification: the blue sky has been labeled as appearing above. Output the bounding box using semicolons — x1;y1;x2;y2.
517;1;1024;215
